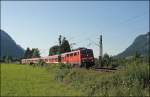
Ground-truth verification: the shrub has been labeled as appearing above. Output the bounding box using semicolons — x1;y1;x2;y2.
38;59;46;66
54;63;71;82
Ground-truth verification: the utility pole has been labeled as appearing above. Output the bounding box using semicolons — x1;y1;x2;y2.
148;32;150;65
99;34;103;67
58;35;62;63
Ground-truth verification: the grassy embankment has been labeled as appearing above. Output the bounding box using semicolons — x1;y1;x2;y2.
53;58;149;96
1;58;149;96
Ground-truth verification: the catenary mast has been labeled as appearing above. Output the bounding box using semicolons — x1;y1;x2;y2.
99;34;103;67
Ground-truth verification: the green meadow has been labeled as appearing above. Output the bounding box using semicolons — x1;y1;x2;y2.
1;64;82;96
1;58;149;96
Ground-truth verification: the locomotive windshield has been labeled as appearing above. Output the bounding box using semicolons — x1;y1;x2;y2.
81;49;93;57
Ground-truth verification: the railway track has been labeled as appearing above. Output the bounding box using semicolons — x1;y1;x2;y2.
94;67;117;72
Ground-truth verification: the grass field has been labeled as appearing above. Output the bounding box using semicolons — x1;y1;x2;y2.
1;59;149;96
1;64;82;96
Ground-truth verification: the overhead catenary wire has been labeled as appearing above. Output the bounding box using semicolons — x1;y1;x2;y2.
118;11;148;25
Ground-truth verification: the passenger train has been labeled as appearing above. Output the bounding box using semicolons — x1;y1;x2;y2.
21;48;95;68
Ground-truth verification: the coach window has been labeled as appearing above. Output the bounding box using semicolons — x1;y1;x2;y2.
74;52;77;56
70;53;73;56
55;58;58;61
76;52;79;55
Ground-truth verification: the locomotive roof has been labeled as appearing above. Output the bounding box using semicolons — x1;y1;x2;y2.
62;48;92;55
42;54;58;59
72;47;87;51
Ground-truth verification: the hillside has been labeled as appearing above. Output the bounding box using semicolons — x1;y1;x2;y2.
0;29;24;59
116;32;149;58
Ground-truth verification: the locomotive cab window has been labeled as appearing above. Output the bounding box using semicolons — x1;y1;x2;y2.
81;50;93;56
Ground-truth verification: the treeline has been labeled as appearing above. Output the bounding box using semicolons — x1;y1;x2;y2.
23;48;40;59
23;36;71;58
94;51;146;68
23;36;71;59
0;48;40;63
0;56;20;63
94;53;120;68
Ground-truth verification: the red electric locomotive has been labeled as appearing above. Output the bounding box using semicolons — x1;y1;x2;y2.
21;48;95;68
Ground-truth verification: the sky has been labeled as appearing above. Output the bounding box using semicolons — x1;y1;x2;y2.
1;1;149;58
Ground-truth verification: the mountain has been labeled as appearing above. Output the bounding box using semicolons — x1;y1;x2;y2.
116;32;149;58
0;29;25;59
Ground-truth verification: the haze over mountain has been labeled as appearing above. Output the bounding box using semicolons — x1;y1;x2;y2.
0;29;25;59
116;32;149;58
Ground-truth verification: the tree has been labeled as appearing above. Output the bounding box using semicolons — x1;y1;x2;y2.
102;53;111;67
2;56;6;62
32;48;40;58
5;56;12;63
49;45;59;56
24;47;40;58
135;51;141;58
61;37;71;53
49;36;71;56
24;47;32;58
